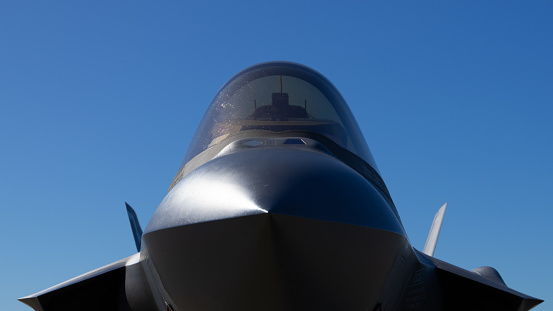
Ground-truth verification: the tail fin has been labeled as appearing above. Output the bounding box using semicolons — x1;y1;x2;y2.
423;202;447;256
125;202;143;252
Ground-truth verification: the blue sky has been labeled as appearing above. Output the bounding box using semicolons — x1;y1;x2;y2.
1;1;551;310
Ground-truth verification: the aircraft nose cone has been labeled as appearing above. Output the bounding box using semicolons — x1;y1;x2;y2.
142;147;411;311
145;147;404;235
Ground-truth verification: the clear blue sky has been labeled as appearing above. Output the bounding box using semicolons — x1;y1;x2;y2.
1;2;551;310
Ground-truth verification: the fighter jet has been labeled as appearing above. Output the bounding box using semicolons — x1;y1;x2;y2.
19;62;542;311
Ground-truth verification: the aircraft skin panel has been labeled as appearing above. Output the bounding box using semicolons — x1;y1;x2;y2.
146;144;405;236
142;213;413;311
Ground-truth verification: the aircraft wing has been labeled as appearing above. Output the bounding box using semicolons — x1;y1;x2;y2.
420;251;543;310
18;254;138;311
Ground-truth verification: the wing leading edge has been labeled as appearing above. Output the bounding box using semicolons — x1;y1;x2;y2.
415;203;542;310
19;255;139;311
425;252;543;310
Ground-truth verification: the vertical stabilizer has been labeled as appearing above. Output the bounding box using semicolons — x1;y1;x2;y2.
423;203;447;256
125;202;143;252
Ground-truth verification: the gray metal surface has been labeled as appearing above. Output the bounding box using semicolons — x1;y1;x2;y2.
144;214;411;310
146;143;403;235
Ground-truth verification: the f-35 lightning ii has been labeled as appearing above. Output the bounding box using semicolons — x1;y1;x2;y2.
20;62;543;311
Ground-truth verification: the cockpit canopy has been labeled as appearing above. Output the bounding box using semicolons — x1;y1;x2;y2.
182;62;378;171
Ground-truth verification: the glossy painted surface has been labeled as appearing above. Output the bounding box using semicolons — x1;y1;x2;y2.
146;143;404;235
143;214;412;311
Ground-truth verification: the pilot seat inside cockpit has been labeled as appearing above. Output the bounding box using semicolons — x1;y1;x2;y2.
250;92;309;121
